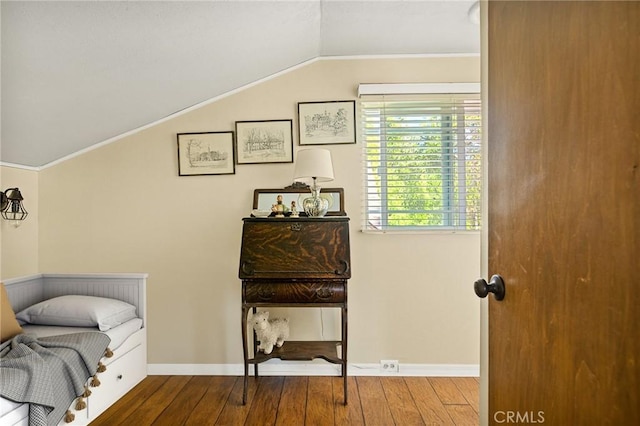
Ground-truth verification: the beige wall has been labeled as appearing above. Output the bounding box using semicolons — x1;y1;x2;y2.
9;56;481;366
0;166;39;278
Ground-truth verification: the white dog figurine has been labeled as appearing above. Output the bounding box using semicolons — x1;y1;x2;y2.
251;311;289;354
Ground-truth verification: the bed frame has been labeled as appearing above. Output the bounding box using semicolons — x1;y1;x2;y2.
1;273;148;426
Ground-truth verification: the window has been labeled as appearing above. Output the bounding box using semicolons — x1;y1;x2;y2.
360;84;481;232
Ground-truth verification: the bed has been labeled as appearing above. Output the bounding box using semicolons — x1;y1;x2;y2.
0;273;148;426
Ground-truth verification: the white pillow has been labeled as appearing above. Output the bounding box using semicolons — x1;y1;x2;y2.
16;295;137;331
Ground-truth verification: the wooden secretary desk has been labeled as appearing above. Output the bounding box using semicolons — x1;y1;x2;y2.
239;216;351;404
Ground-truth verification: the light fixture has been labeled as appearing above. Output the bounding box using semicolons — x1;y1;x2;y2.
468;1;480;25
1;188;28;226
292;148;335;217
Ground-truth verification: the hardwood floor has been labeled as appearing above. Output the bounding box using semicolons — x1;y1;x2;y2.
91;376;479;425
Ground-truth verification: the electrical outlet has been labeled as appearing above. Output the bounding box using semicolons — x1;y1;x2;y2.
380;359;399;373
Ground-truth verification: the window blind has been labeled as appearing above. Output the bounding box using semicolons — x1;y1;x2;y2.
361;93;482;232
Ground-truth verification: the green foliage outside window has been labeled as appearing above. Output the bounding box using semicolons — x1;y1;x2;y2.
363;98;481;231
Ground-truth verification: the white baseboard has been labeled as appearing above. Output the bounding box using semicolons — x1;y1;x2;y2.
148;361;479;377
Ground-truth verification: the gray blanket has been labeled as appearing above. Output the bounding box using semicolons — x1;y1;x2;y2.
0;332;111;426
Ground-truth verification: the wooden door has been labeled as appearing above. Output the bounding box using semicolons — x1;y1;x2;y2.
487;1;639;424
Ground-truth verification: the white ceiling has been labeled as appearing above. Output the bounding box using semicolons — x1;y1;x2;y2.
0;1;480;168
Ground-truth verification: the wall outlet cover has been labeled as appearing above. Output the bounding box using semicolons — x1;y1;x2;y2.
380;359;399;373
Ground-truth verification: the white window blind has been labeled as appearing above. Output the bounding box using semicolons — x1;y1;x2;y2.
361;91;482;232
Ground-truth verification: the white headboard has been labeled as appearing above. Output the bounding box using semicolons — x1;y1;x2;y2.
3;273;148;326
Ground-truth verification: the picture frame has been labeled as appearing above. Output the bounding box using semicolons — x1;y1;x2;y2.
177;131;235;176
252;187;346;216
235;119;294;164
298;100;356;145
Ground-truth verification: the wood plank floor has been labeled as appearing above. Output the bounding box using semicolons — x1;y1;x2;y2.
91;376;479;425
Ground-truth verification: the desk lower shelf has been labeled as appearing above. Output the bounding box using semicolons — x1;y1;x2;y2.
250;341;343;364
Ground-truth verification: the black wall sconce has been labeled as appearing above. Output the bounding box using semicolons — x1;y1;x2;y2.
1;188;28;225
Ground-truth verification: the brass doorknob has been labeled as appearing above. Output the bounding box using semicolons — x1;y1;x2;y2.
474;274;505;301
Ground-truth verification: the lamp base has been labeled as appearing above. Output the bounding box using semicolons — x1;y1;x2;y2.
302;188;329;217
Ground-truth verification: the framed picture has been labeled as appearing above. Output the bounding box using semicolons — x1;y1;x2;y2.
298;100;356;145
177;131;235;176
252;187;345;216
235;119;294;164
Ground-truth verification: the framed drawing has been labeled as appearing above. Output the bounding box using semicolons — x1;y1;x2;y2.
235;119;294;164
177;131;235;176
298;100;356;145
252;187;345;216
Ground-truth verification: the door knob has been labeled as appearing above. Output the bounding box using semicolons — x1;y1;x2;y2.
474;274;505;301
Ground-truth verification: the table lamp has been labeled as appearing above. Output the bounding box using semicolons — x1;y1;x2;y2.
293;148;334;217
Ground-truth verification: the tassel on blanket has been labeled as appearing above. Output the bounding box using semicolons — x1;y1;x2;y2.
75;396;86;411
105;347;114;358
97;361;107;373
83;385;92;398
64;410;75;423
90;374;101;387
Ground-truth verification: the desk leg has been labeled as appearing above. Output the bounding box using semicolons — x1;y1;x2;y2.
342;304;348;405
252;306;259;378
241;305;249;405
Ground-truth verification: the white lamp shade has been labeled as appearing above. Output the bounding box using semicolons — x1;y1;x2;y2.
293;148;335;183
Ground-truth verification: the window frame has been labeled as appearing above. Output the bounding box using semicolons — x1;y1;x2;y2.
360;84;482;233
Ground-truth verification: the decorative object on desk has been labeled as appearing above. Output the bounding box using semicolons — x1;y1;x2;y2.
177;131;235;176
298;100;356;145
251;311;290;355
297;192;333;215
1;187;28;227
251;209;271;218
293;148;335;217
290;201;299;217
252;188;345;216
271;194;289;217
235;120;293;165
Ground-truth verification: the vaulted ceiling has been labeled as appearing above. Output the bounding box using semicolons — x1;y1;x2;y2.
1;1;480;168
